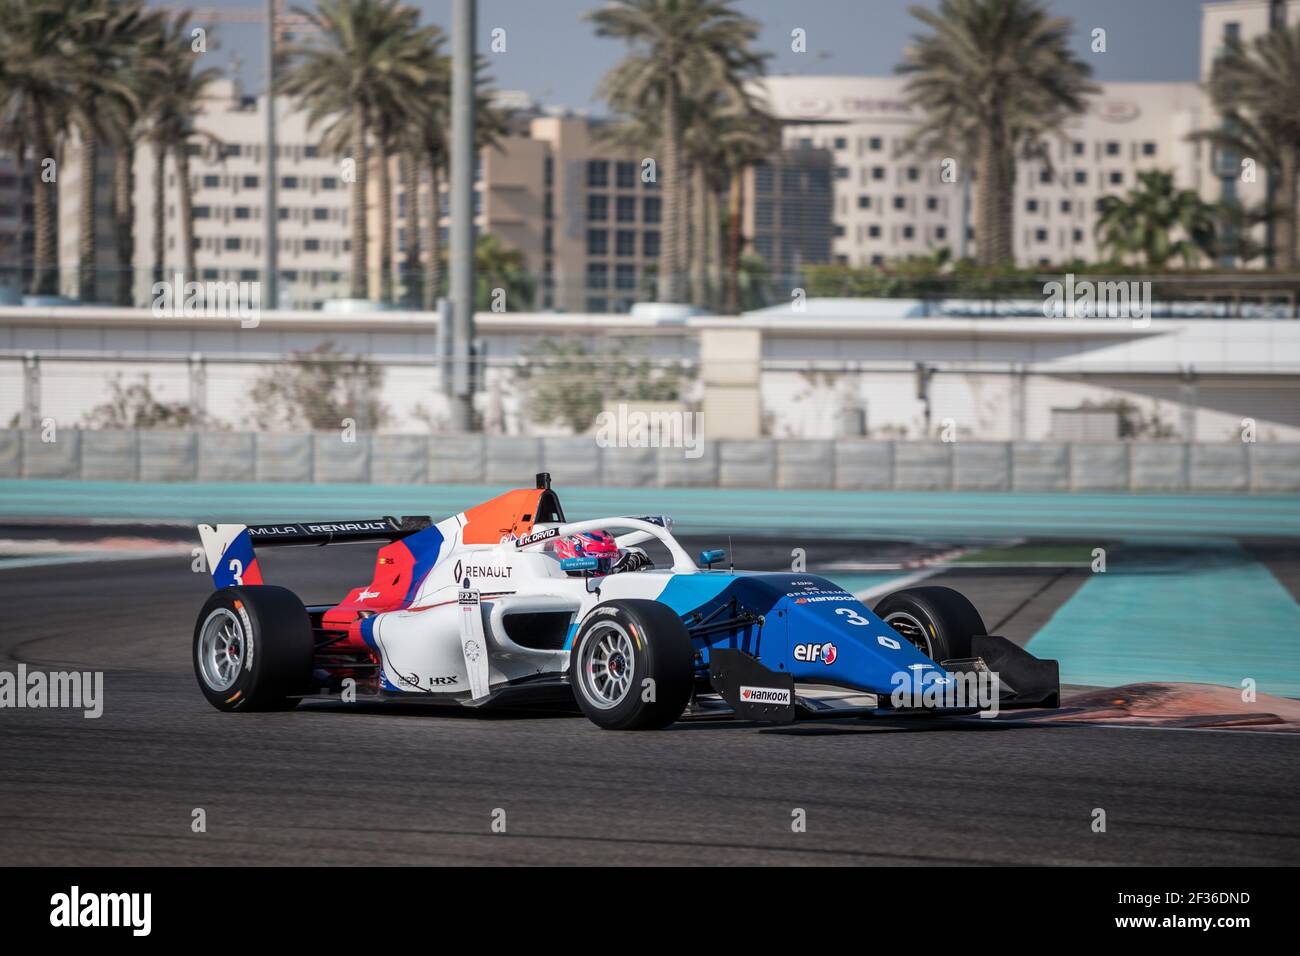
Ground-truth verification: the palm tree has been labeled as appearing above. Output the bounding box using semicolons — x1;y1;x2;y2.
141;12;222;289
404;64;451;311
398;47;505;311
280;0;437;302
1196;22;1300;269
397;149;421;306
62;0;161;302
473;233;533;310
1094;170;1216;268
896;0;1098;266
1209;198;1269;265
735;250;770;311
681;88;719;307
682;88;780;311
600;81;777;312
587;0;768;303
100;4;170;305
436;233;534;310
714;103;781;313
0;0;102;296
371;39;443;307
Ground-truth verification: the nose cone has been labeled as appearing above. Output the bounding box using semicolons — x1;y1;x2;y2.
656;571;951;698
775;578;944;696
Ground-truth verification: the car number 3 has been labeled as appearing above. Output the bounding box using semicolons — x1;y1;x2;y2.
835;607;869;626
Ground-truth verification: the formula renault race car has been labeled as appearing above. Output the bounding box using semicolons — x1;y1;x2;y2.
193;475;1059;729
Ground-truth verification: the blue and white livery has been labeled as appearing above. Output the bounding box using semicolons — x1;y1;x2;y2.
191;474;1060;727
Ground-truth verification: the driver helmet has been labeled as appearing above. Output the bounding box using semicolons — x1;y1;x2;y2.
555;529;620;575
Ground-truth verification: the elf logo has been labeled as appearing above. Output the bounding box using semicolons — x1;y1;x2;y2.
793;641;838;665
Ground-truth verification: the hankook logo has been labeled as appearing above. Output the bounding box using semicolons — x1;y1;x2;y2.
739;685;792;705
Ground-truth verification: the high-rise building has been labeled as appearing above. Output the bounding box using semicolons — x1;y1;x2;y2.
43;0;1290;310
375;108;667;313
56;134;120;303
743;146;835;281
756;75;1205;268
533;115;664;313
0;150;36;298
44;76;825;315
1200;0;1300;267
57;79;354;309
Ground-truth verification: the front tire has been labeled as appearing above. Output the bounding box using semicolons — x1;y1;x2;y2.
193;585;312;712
872;586;986;663
570;600;693;730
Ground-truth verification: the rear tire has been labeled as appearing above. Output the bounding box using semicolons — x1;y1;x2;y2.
872;586;986;663
570;600;693;730
193;585;312;712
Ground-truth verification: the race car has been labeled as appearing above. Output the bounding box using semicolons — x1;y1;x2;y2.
193;474;1059;729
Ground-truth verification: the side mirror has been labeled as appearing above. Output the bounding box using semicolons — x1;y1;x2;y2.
698;549;726;569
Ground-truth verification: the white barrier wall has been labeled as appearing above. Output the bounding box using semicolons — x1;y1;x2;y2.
1;430;1296;492
5;308;1300;442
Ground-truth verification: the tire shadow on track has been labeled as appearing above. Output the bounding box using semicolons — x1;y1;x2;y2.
760;720;1061;737
295;700;579;721
290;698;1061;736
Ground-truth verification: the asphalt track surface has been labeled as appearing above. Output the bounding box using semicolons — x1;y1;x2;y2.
1;530;1298;866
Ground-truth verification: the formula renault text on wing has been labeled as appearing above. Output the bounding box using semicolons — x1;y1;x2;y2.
192;475;1059;729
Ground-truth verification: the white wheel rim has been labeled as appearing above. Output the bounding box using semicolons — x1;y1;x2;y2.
577;623;636;710
883;610;933;658
198;608;246;692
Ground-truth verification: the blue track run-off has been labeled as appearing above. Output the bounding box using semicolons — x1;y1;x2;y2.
1028;539;1300;698
2;480;1298;695
2;480;1299;538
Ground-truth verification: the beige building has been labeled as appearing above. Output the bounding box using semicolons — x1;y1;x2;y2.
58;79;354;309
757;1;1299;270
55;137;120;303
372;110;666;313
757;75;1206;268
1199;0;1300;265
54;83;676;313
45;1;1296;309
742;146;835;281
0;150;35;299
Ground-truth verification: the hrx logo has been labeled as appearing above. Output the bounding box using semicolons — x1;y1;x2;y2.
793;641;838;665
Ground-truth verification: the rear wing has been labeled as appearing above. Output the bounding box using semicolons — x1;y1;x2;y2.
198;516;431;588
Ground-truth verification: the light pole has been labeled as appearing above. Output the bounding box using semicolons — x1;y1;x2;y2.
263;0;279;310
449;0;477;430
1263;0;1288;268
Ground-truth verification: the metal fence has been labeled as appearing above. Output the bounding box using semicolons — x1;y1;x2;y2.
5;266;1300;318
4;352;1297;445
2;429;1297;492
